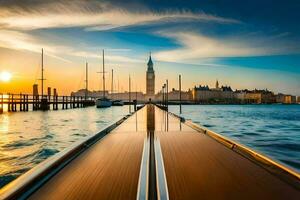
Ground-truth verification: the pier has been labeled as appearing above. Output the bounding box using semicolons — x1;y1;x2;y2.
0;104;299;199
0;93;95;113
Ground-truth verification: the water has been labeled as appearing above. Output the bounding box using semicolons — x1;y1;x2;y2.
169;105;300;173
0;106;130;188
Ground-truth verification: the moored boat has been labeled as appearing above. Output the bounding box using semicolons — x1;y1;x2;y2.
96;97;112;108
97;49;112;108
112;100;124;106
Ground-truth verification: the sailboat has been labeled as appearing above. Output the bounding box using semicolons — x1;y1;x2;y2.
96;50;112;108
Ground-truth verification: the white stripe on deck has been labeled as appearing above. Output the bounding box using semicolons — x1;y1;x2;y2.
136;137;150;200
154;137;169;200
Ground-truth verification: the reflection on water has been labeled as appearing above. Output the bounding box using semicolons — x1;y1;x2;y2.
0;106;129;188
0;94;8;113
169;104;300;172
147;104;155;132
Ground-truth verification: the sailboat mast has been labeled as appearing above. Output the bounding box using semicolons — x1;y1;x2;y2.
85;62;88;100
118;78;120;100
102;49;105;98
111;69;113;96
41;48;44;98
129;75;131;113
135;84;137;101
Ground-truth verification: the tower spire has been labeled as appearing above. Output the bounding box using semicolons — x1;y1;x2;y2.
147;52;153;71
216;79;219;89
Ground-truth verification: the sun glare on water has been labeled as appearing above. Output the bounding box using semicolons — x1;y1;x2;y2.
0;71;12;82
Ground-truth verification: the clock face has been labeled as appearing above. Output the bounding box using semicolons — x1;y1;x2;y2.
148;74;153;79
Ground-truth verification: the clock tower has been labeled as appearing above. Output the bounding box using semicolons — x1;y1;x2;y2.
146;54;155;99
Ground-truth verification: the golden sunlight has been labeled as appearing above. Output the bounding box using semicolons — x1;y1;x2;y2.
0;71;12;82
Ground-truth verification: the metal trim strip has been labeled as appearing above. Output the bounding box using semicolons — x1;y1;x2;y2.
0;113;134;200
162;105;300;189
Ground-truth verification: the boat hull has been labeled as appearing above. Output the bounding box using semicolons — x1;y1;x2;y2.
96;99;112;108
112;100;124;106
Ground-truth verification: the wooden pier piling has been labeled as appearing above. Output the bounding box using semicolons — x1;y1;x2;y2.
0;93;3;114
0;93;95;114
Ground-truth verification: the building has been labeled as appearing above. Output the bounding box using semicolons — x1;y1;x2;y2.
215;79;220;90
146;54;155;101
276;93;297;104
156;88;192;101
297;96;300;103
71;89;108;98
236;89;276;104
192;80;235;103
33;84;39;96
108;92;145;102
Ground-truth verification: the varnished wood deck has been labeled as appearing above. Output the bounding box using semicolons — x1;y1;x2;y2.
154;106;300;199
29;108;148;200
3;104;299;199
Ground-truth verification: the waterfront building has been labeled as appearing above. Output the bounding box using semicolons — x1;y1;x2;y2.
146;54;155;101
236;89;276;104
71;89;108;98
276;93;297;104
33;84;39;96
71;89;146;102
297;96;300;103
214;79;220;90
192;80;235;102
108;92;145;102
156;88;192;101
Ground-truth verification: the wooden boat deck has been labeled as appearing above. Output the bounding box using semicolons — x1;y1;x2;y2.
1;104;299;199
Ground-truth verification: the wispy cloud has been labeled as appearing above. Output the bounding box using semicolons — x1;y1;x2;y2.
154;31;299;63
0;0;241;64
70;50;143;63
0;29;72;62
0;0;240;31
0;29;142;64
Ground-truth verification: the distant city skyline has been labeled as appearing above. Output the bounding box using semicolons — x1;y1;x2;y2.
0;0;299;95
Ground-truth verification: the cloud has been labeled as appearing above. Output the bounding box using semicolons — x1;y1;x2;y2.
70;50;143;63
154;31;299;63
0;29;142;64
0;0;241;64
0;29;72;62
0;0;240;31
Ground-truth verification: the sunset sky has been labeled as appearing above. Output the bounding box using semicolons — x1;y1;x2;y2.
0;0;299;95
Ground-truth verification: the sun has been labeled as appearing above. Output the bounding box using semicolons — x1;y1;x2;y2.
0;71;12;82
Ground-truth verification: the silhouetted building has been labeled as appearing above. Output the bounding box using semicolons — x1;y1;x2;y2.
71;89;108;98
33;84;38;96
216;79;219;89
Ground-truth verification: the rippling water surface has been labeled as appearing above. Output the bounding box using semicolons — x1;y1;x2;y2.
0;106;129;188
169;105;300;173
